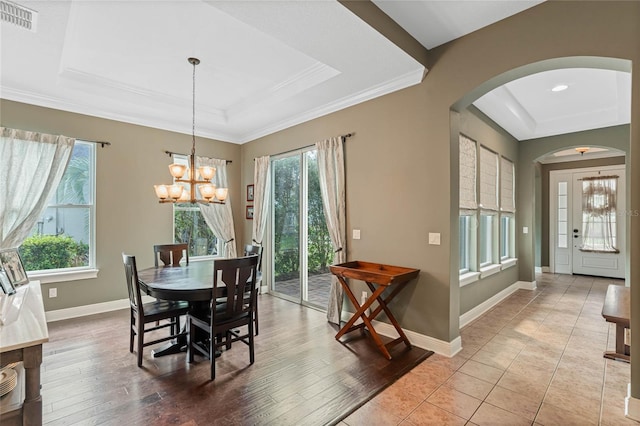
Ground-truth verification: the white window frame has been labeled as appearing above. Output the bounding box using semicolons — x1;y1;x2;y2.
26;141;98;283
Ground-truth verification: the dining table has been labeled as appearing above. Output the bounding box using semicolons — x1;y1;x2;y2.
137;260;219;357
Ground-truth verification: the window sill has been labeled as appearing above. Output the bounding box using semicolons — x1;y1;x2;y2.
501;258;518;270
28;268;99;284
460;272;480;287
480;264;501;279
190;255;222;262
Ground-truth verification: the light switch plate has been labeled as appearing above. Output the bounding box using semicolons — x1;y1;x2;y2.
353;229;361;240
523;227;529;234
428;232;441;245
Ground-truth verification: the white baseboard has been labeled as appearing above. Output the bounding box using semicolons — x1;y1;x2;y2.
542;266;551;273
459;280;536;328
516;280;537;291
339;312;460;357
626;384;640;421
45;295;154;323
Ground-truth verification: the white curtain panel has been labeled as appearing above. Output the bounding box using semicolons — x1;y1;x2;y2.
581;177;619;253
316;136;346;325
251;156;271;246
197;156;237;258
0;127;75;249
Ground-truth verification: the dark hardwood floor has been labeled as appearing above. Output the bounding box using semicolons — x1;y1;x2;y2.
41;295;432;425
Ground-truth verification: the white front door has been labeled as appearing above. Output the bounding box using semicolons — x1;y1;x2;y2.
571;168;625;279
550;165;625;279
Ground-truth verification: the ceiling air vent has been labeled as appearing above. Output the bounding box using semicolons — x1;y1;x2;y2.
1;1;37;32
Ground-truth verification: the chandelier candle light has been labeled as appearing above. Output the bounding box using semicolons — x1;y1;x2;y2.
154;57;228;204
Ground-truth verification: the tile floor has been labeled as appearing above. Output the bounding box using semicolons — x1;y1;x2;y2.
342;273;639;425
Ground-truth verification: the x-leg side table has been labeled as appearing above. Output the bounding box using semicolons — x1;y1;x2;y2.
330;261;420;360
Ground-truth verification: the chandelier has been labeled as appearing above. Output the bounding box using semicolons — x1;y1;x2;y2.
154;57;228;204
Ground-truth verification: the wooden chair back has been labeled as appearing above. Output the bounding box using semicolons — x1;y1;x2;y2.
213;255;258;321
154;243;189;267
122;253;143;313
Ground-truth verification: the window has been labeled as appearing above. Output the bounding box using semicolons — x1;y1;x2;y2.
580;176;619;253
459;136;516;281
459;135;477;276
500;215;513;260
479;213;495;266
479;146;499;267
557;181;568;248
172;155;220;258
20;141;96;274
500;157;515;261
459;215;472;274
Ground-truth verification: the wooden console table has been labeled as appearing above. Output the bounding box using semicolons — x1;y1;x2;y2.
329;261;419;360
0;281;49;425
601;284;630;362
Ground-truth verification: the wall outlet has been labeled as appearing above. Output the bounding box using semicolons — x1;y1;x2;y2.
49;287;57;298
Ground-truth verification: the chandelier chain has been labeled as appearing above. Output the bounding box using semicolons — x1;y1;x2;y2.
191;59;196;158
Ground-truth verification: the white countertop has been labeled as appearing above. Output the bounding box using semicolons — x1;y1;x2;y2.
0;281;49;353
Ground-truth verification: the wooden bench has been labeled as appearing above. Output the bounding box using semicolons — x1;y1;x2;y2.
602;284;630;362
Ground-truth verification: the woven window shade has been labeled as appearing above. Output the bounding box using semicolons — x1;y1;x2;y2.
500;157;515;212
459;135;477;211
480;146;498;211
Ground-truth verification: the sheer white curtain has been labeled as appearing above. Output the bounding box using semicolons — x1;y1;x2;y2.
197;156;237;258
581;176;619;253
251;156;271;246
316;136;346;325
0;127;75;249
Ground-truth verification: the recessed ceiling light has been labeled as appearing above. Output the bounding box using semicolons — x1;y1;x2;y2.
551;84;569;92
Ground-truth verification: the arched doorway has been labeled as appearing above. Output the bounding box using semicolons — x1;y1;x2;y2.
452;56;631;327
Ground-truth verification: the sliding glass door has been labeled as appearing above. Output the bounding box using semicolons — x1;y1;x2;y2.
271;149;333;309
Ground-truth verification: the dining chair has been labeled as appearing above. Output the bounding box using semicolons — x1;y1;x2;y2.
122;253;190;367
153;243;189;267
187;255;259;380
243;244;263;335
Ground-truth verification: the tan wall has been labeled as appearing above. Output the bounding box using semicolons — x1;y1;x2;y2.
0;99;242;311
241;1;640;342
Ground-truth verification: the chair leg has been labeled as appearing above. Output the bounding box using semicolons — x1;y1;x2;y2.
173;315;181;336
130;312;135;353
137;321;144;367
254;291;259;336
210;328;216;380
187;316;194;363
249;315;255;365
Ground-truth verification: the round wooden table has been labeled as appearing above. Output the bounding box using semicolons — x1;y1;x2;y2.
137;260;218;302
137;261;217;357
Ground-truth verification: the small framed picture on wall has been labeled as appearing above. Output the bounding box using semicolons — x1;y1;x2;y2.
247;184;254;202
246;205;254;220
